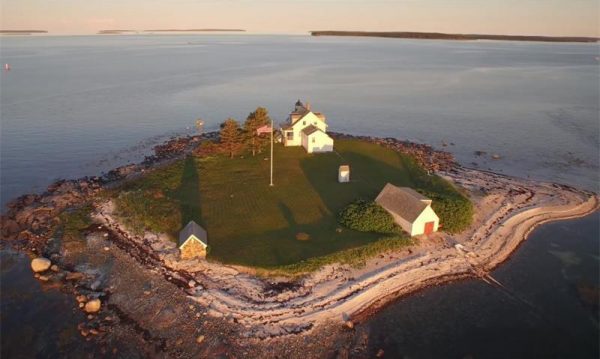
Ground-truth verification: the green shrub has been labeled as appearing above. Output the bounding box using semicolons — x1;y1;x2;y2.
59;204;94;239
338;200;400;234
417;190;473;233
114;189;180;235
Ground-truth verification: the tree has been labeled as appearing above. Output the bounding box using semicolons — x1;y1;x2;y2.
243;107;271;156
219;118;243;158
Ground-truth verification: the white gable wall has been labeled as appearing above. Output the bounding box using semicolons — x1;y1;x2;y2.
380;203;439;237
303;131;334;153
410;205;440;236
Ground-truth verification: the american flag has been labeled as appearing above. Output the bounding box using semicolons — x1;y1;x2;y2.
256;125;272;135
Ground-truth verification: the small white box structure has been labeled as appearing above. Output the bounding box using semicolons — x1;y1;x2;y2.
338;165;350;183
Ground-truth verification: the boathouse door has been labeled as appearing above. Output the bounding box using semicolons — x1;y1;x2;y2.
424;221;435;235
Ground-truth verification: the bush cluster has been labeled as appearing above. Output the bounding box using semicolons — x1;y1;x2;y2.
338;200;400;234
115;189;181;234
417;190;473;233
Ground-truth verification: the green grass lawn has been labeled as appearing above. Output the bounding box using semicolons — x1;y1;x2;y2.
112;139;465;269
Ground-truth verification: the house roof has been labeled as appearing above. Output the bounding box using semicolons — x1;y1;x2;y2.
375;183;432;223
178;220;208;247
302;125;321;136
288;100;327;125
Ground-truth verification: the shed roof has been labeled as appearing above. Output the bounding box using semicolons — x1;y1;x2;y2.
375;183;432;223
339;165;350;172
178;220;208;247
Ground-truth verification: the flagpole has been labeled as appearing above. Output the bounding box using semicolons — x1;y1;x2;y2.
269;118;274;187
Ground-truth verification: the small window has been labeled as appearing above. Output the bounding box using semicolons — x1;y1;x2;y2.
303;121;306;125
312;137;316;143
286;132;294;140
313;122;317;125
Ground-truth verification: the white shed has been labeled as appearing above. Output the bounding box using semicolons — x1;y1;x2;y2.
375;183;440;237
338;165;350;183
301;125;334;153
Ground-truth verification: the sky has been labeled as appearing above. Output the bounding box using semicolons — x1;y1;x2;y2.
1;0;598;36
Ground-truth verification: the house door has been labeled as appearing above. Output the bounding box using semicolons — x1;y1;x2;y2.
424;221;435;235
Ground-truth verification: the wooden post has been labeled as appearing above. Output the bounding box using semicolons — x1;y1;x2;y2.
270;118;274;187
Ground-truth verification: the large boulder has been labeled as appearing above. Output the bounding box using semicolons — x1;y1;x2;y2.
31;257;51;273
84;299;101;313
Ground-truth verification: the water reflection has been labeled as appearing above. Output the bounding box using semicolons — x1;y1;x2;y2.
364;213;599;359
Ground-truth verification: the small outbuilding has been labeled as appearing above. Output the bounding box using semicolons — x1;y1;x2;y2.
338;165;350;183
178;220;208;260
301;125;334;153
375;183;440;237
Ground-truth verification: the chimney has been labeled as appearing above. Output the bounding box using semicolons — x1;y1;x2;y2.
306;102;311;111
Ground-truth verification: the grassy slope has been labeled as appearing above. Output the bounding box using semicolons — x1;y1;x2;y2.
113;139;463;268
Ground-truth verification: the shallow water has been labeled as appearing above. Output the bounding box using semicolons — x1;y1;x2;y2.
0;250;99;358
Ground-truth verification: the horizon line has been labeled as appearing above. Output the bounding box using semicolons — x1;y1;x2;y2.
1;29;599;38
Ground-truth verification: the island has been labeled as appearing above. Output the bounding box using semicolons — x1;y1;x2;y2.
1;101;597;357
0;30;48;35
143;29;246;33
310;31;600;43
97;30;138;35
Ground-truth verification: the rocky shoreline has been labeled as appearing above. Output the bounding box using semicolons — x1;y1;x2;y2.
1;132;597;358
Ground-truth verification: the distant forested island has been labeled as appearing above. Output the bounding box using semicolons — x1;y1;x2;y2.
310;31;599;43
144;29;245;32
98;30;138;34
0;30;47;35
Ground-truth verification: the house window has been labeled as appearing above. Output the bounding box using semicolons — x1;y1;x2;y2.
312;137;316;143
303;121;306;125
313;122;316;125
286;132;294;140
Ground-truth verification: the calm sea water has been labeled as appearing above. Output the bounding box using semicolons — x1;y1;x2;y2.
1;35;598;357
1;35;598;206
365;214;599;359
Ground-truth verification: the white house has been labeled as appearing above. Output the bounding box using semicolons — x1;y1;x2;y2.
281;100;334;153
375;183;440;237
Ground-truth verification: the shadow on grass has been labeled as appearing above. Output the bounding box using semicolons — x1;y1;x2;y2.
299;147;459;217
174;156;203;228
278;201;297;228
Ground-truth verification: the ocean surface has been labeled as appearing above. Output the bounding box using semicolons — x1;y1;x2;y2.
1;35;599;206
364;214;599;359
1;35;599;358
